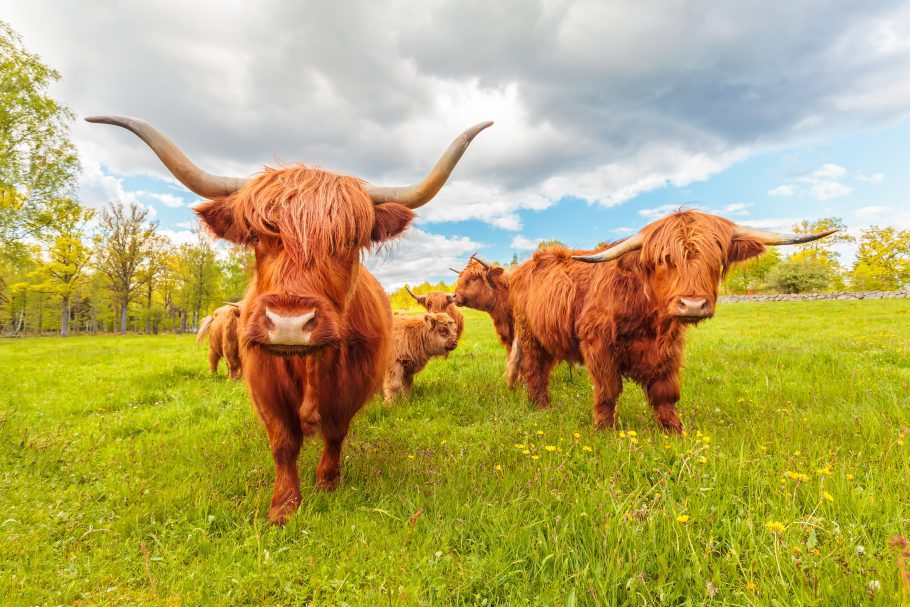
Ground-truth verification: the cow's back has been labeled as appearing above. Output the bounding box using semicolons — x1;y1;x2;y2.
510;246;593;360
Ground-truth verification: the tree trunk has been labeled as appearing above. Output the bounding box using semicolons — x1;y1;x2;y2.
61;296;70;337
120;301;128;334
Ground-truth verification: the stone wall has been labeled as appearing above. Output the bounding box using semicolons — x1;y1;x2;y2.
719;291;909;303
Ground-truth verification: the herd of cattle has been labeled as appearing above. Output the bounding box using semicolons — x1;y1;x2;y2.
88;115;835;524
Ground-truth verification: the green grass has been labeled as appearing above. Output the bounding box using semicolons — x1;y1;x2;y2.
1;300;909;606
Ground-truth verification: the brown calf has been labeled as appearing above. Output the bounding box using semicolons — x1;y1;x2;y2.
384;312;459;403
196;303;242;380
405;287;464;338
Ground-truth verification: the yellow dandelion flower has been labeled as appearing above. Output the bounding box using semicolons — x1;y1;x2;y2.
582;445;593;452
573;432;581;439
522;449;531;455
440;439;447;445
784;471;808;482
816;466;832;476
846;474;855;481
630;437;639;445
627;430;637;437
698;456;708;464
811;548;820;556
676;514;690;524
664;443;671;450
746;582;757;592
898;439;905;446
531;455;540;460
822;491;834;502
619;432;626;439
557;447;563;453
535;430;544;436
514;443;526;449
545;445;556;452
759;445;768;451
766;521;786;534
793;546;801;554
407;454;416;460
655;492;662;498
793;450;801;456
682;431;688;437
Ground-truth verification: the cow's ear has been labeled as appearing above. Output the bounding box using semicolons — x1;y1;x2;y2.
423;314;435;329
728;238;766;264
371;203;415;243
195;199;243;243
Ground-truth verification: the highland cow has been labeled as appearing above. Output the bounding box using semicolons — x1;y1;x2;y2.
383;312;459;403
88;115;490;524
405;286;464;338
510;210;835;433
196;303;242;380
452;254;519;385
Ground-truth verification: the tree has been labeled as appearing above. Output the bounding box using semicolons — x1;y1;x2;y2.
536;239;564;250
723;247;781;294
789;217;853;289
0;21;80;246
95;202;157;334
23;198;94;336
766;258;832;294
175;231;221;330
136;233;171;333
850;226;910;290
220;245;254;302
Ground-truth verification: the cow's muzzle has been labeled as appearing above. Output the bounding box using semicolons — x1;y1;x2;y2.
671;297;713;322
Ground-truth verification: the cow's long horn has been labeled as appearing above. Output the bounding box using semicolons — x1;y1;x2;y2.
364;121;493;209
405;286;423;302
470;253;492;270
732;225;838;245
223;301;240;307
450;267;462;275
85;116;249;198
572;233;644;263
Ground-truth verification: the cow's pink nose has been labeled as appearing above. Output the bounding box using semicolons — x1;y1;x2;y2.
265;309;316;345
676;297;709;317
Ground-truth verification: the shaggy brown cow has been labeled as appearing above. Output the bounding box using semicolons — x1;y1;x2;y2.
405;286;464;338
197;303;242;380
452;254;519;385
88;115;490;524
383;312;459;403
510;210;835;433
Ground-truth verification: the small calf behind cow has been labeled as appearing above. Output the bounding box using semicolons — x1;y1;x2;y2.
384;312;459;403
196;303;242;380
405;286;464;338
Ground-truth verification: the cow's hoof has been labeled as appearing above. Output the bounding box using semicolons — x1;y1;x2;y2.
316;474;340;491
267;498;300;526
593;414;616;430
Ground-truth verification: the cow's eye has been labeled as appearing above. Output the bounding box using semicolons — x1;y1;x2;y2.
248;231;260;244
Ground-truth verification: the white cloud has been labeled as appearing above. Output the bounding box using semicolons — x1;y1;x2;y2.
808;163;847;179
138;191;190;208
510;235;544;250
857;172;885;183
806;180;853;201
769;184;798;197
610;226;635;234
364;228;482;291
159;229;197;247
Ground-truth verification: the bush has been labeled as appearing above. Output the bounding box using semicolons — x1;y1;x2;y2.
765;258;832;293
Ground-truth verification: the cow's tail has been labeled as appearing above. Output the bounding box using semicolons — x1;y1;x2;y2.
196;315;214;345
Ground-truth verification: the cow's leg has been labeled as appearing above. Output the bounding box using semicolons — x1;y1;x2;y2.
208;347;221;374
504;336;522;389
401;371;414;399
646;373;683;434
583;346;623;429
316;413;352;491
258;404;304;524
520;336;556;410
383;362;403;404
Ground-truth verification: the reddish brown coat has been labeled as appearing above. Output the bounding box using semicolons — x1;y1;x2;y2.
412;291;464;339
196;304;242;380
510;211;769;433
383;312;459;403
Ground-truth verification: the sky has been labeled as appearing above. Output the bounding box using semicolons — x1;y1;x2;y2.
5;1;910;290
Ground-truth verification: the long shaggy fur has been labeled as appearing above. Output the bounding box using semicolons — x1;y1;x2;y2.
383;312;458;403
510;210;767;433
415;292;464;338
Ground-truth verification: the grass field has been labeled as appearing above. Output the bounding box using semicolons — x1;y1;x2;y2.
1;300;909;606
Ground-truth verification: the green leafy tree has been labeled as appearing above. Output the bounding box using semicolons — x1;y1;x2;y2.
850;226;910;290
789;217;853;289
95;202;157;334
766;258;832;294
0;20;80;246
723;247;781;294
174;231;221;330
21;198;94;336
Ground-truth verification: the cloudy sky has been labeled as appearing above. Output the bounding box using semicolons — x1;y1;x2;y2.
6;1;910;289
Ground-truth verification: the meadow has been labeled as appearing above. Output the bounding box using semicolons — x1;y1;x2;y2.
1;300;908;606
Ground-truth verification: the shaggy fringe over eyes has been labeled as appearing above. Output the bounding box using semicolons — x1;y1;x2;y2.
229;165;375;263
640;211;735;283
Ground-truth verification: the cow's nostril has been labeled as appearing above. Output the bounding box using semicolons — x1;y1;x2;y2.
265;309;317;345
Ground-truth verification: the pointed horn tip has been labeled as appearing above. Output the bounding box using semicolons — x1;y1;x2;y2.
571;255;600;263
